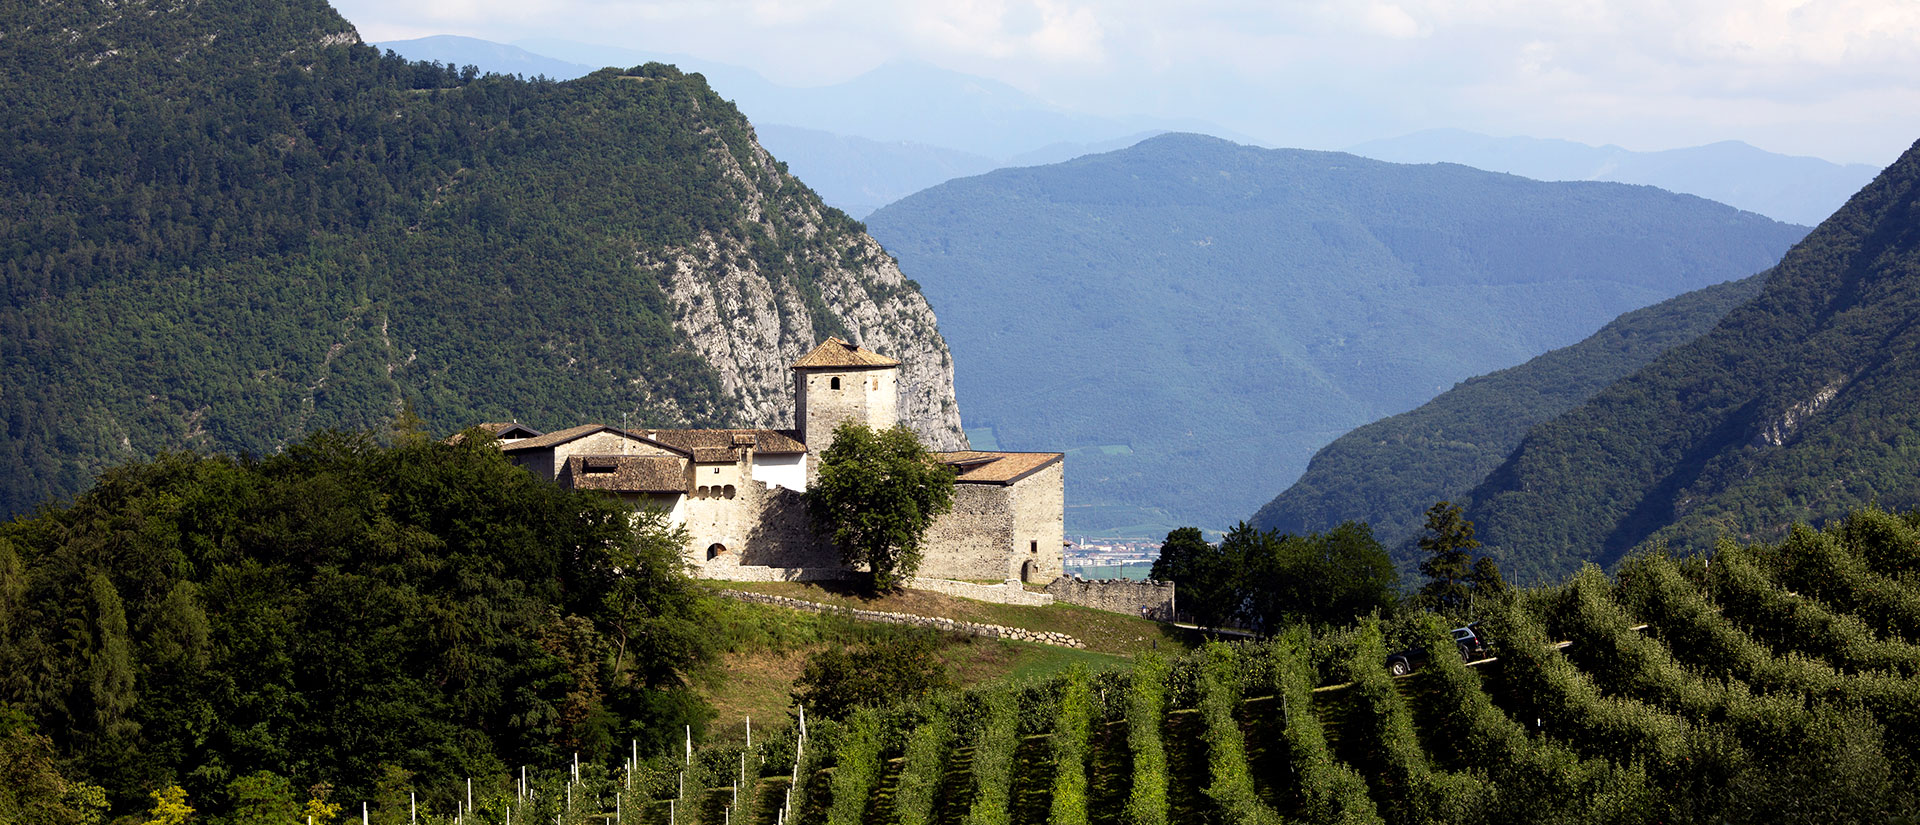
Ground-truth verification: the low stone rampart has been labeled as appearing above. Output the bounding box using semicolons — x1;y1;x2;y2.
1045;575;1176;621
905;577;1054;606
715;590;1085;649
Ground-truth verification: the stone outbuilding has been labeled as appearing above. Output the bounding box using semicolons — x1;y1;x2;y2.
474;338;1066;585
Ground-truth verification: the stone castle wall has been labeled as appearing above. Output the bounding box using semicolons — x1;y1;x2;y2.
1010;461;1065;583
918;483;1017;580
1044;575;1177;620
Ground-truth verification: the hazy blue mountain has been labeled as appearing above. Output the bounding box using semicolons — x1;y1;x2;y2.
1350;128;1881;226
1251;272;1767;564
372;35;595;80
866;134;1807;537
1452;138;1920;584
753;125;998;218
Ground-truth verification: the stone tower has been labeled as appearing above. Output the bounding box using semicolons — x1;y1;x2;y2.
793;337;901;477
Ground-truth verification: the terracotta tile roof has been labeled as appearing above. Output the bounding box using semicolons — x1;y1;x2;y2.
691;447;736;463
936;451;1064;485
791;337;900;369
643;428;807;455
496;424;689;456
560;455;687;494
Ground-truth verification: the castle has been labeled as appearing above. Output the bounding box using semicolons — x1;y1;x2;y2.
474;338;1066;585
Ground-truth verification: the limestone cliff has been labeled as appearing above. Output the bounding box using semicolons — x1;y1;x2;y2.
649;126;967;450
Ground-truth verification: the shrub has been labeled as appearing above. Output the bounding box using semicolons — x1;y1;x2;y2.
963;691;1020;825
1122;655;1170;825
1049;667;1094;825
823;709;884;825
1196;643;1284;825
892;698;951;825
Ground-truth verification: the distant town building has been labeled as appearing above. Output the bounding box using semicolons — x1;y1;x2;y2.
472;338;1065;584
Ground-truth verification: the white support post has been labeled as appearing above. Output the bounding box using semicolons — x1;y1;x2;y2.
362;802;369;825
468;778;473;814
685;726;692;766
411;791;417;825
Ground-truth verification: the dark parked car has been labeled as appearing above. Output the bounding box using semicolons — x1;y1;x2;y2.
1385;623;1493;676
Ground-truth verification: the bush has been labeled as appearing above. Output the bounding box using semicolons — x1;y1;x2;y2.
963;692;1020;825
1333;622;1488;825
1049;667;1094;825
892;700;951;825
823;709;884;825
1196;644;1284;825
1263;631;1383;825
1122;656;1170;825
792;634;955;721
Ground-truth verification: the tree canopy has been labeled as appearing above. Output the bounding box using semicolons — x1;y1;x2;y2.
0;431;713;816
1149;521;1399;632
807;422;957;591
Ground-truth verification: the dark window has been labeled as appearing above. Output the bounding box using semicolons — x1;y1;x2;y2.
830;377;840;390
1030;540;1038;554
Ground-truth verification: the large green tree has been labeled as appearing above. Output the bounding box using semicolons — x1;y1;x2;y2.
807;422;957;591
1149;522;1398;631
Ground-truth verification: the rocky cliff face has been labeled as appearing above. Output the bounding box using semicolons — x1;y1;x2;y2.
651;128;967;450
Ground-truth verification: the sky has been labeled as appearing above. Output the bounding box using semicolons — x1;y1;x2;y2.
329;0;1920;166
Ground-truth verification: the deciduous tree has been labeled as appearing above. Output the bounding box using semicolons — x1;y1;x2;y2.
807;422;956;591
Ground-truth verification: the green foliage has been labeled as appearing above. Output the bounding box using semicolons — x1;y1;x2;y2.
0;432;712;816
0;0;908;522
867;133;1805;535
223;771;300;825
1416;502;1494;614
1254;274;1766;562
1262;631;1383;825
1046;667;1093;825
963;692;1020;825
823;709;883;825
1194;645;1283;825
138;786;193;825
1332;623;1488;825
807;422;957;591
1150;522;1397;631
891;700;951;825
1121;655;1169;825
791;634;955;721
0;713;110;825
1454;142;1920;582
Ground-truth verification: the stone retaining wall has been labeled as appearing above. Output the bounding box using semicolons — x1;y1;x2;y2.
1044;575;1176;620
905;577;1055;606
716;589;1086;649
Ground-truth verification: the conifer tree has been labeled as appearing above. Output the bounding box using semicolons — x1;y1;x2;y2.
1417;501;1480;613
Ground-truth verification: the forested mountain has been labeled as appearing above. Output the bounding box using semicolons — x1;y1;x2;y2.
1456;137;1920;584
865;134;1807;535
1253;273;1767;561
0;0;965;519
1350;128;1883;226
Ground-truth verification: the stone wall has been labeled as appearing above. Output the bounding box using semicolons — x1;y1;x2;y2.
904;577;1054;607
717;590;1084;648
1009;461;1065;583
918;483;1016;580
1044;575;1177;621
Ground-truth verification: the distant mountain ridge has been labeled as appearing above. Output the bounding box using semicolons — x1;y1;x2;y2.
1350;128;1882;226
865;133;1808;536
1451;136;1920;583
1251;272;1768;566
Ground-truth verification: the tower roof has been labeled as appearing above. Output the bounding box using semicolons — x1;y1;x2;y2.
791;337;900;370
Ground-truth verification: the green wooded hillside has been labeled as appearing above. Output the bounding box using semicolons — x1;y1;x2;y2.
1251;273;1766;566
0;0;945;520
864;134;1806;536
1454;137;1920;584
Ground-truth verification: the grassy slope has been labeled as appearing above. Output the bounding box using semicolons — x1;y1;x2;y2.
692;585;1182;746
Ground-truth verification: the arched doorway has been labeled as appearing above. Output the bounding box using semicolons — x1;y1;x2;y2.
707;543;727;560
